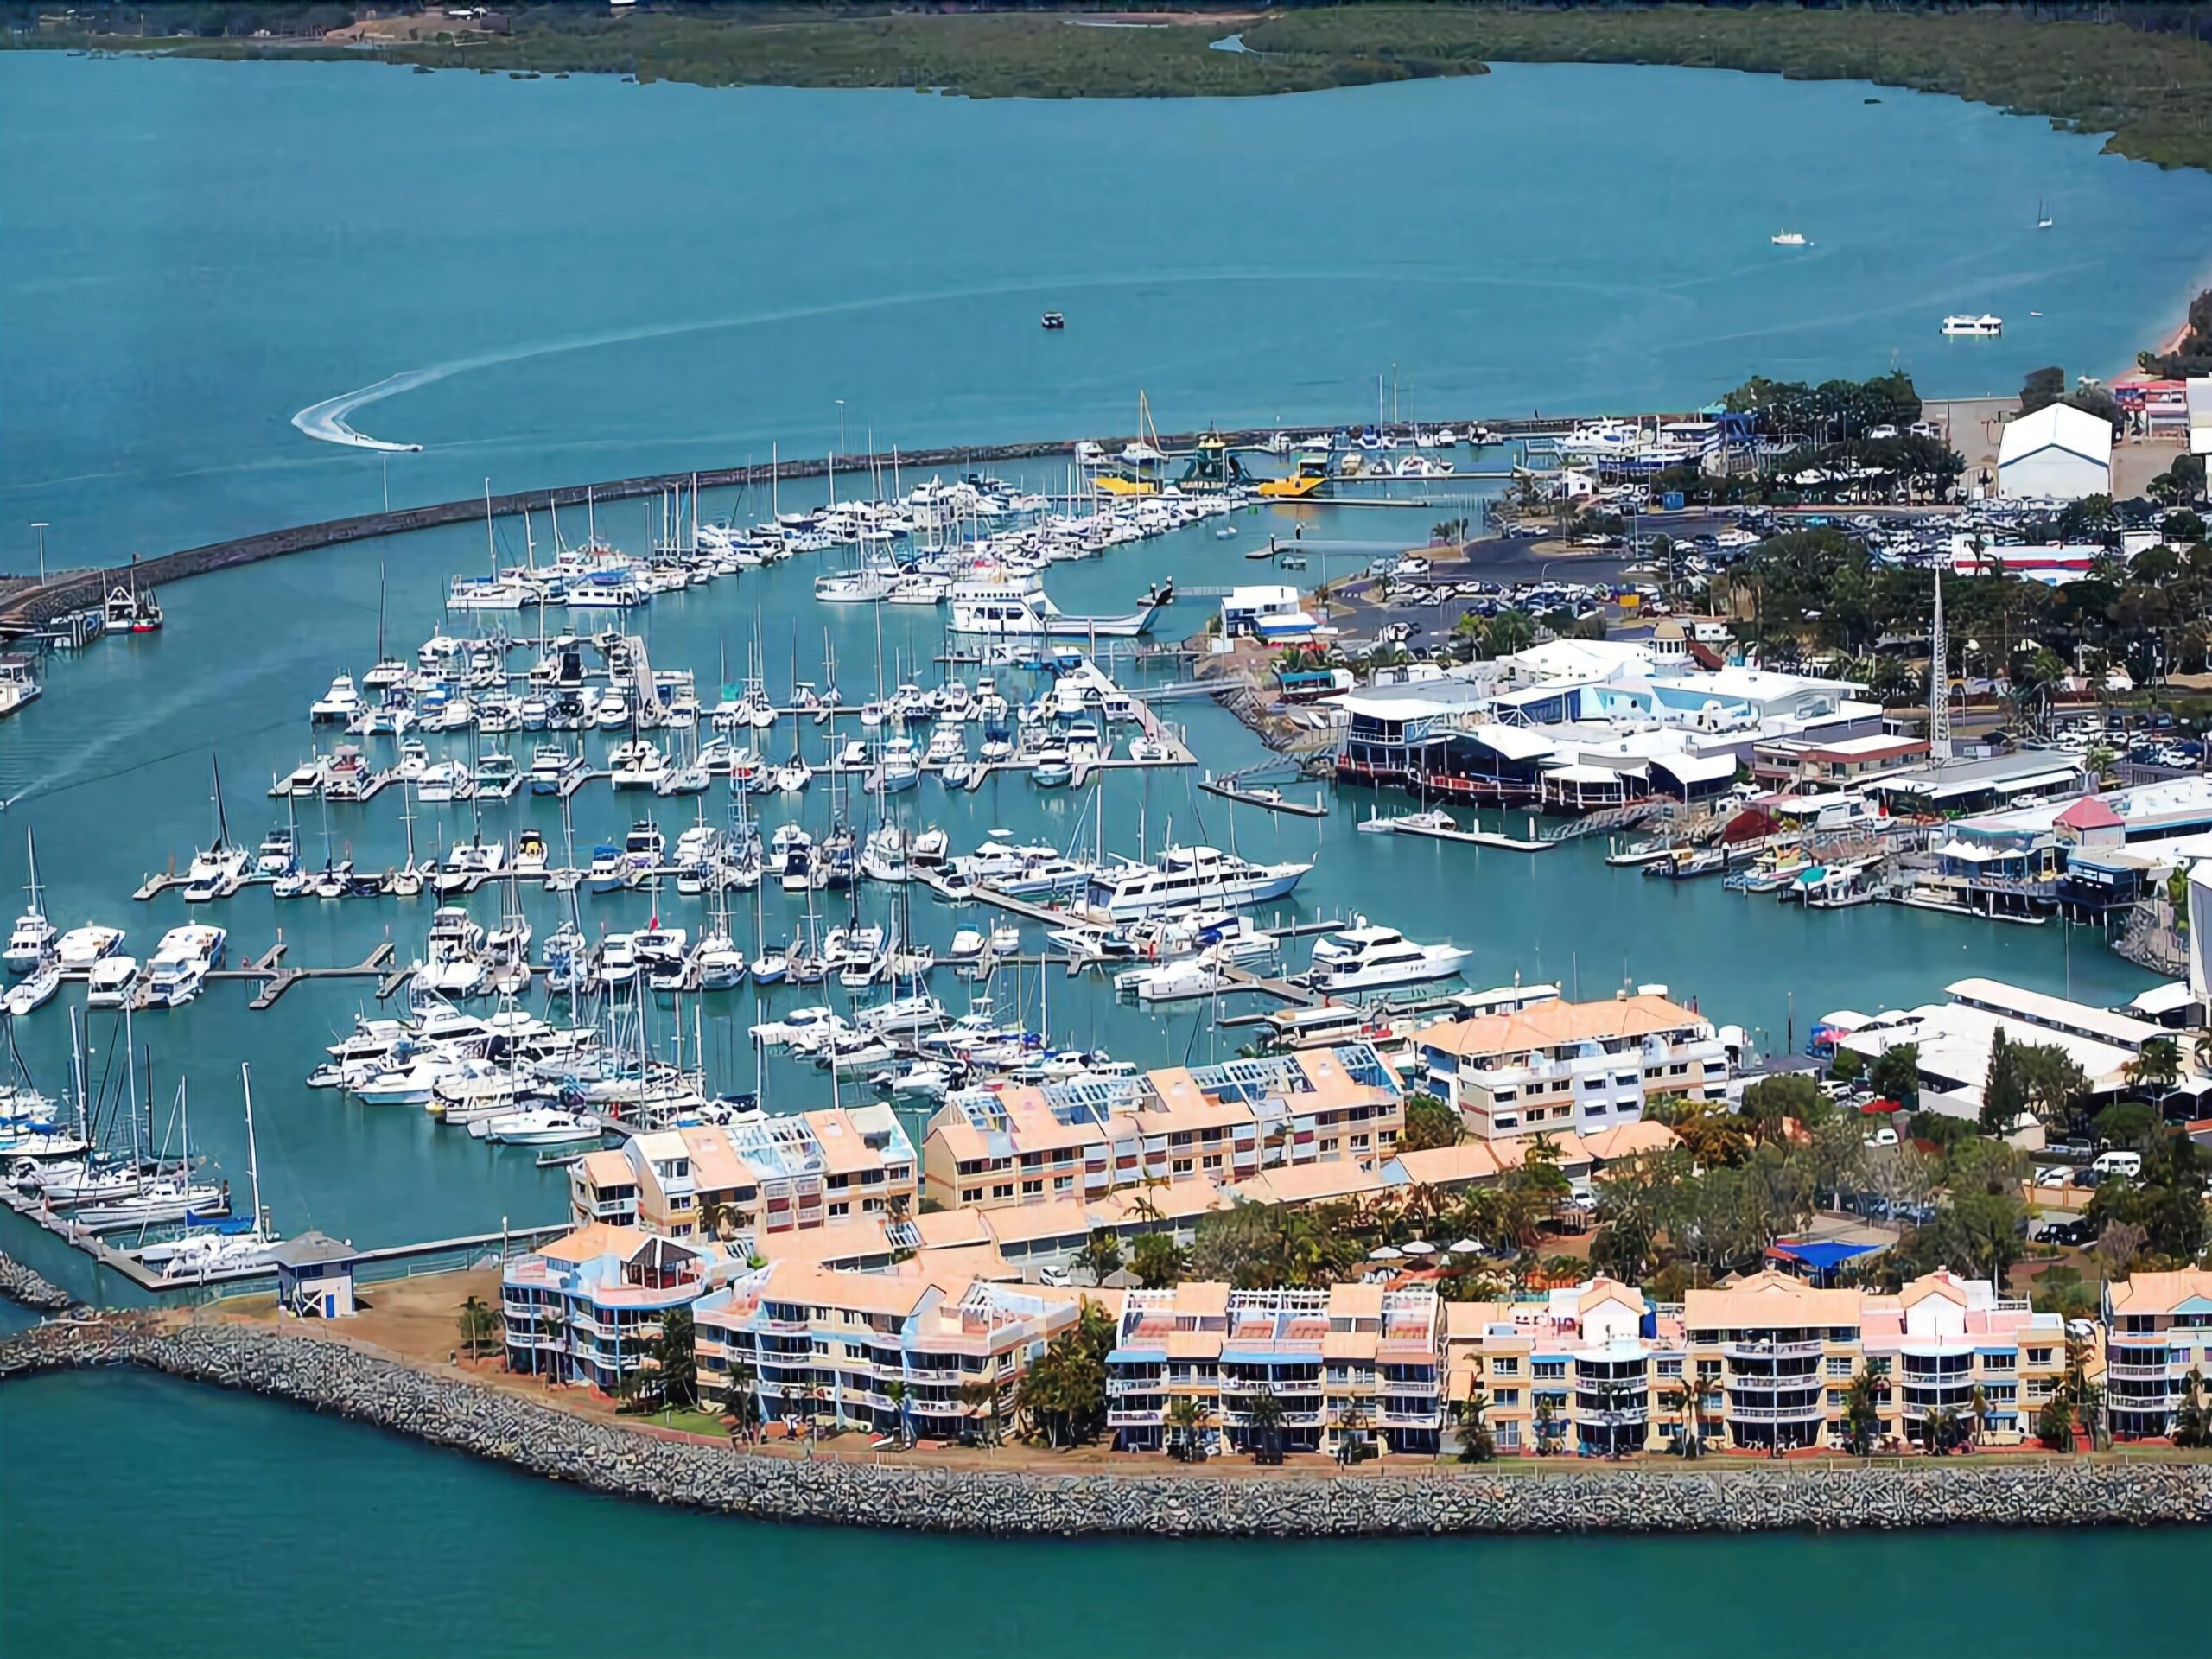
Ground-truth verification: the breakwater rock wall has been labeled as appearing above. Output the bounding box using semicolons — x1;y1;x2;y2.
4;1320;2207;1535
0;1252;78;1314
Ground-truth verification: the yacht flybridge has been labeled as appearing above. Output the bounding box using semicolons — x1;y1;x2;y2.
1302;925;1470;994
1078;845;1311;923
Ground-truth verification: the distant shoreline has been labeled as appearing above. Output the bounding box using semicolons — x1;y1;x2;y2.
10;4;2211;174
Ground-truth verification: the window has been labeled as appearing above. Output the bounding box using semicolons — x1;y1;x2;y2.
1981;1352;2015;1371
2027;1347;2054;1367
1656;1358;1683;1378
1491;1357;1519;1377
991;1184;1014;1200
1492;1389;1521;1408
1495;1421;1522;1449
1826;1357;1853;1378
1533;1361;1567;1380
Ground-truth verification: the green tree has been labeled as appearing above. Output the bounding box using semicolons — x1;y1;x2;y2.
456;1294;499;1361
2013;1041;2090;1135
2036;1395;2075;1452
723;1360;762;1440
958;1376;1003;1447
1128;1231;1188;1290
648;1307;698;1411
1980;1027;2029;1135
1164;1394;1212;1462
2127;1036;2182;1101
2173;1368;2211;1449
1399;1090;1463;1153
1072;1228;1124;1287
1236;1382;1287;1464
1451;1389;1496;1463
1841;1367;1885;1456
1740;1072;1821;1139
1866;1043;1921;1108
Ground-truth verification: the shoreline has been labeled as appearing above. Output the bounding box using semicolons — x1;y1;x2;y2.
4;1318;2208;1535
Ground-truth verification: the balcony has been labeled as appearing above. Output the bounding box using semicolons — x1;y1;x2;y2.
1724;1339;1824;1361
1728;1401;1826;1421
1725;1368;1821;1389
1108;1408;1165;1427
1376;1408;1441;1429
2104;1360;2180;1381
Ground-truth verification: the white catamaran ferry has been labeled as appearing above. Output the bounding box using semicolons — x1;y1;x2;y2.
1078;845;1312;923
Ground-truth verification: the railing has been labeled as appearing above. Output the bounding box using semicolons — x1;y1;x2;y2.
2103;1360;2180;1380
1107;1408;1165;1427
1728;1402;1826;1421
1724;1339;1824;1359
1725;1369;1822;1390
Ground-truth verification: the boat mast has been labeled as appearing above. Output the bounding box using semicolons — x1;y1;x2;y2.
240;1062;264;1236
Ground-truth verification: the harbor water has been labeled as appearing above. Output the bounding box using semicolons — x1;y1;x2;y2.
3;50;2209;1642
0;1367;2201;1657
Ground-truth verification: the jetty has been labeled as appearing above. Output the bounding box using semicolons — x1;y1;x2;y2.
0;415;1608;643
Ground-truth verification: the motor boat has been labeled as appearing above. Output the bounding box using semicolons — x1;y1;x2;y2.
1303;925;1471;993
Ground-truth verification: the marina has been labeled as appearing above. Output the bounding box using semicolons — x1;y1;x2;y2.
6;35;2212;1649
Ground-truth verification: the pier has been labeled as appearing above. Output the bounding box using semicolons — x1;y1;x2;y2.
0;414;1614;642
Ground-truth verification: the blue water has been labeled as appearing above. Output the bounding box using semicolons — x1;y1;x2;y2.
2;54;2207;1634
4;54;2209;570
1;1370;2202;1659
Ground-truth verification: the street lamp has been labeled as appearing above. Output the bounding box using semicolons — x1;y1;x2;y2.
30;522;48;584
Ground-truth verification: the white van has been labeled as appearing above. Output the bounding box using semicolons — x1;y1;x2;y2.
2093;1149;2142;1179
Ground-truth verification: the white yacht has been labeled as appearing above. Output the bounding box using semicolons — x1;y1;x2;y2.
54;924;125;974
145;924;226;1007
1304;925;1471;993
1770;230;1809;246
310;675;362;723
86;955;141;1007
1941;314;2003;338
1079;846;1312;923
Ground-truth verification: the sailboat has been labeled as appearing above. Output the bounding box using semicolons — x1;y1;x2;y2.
137;1064;283;1280
5;826;58;976
181;755;247;903
2037;197;2053;229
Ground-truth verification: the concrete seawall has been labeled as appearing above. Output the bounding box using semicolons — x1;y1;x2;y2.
4;1320;2207;1535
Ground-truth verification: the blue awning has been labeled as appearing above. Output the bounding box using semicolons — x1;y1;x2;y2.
1771;1241;1877;1271
1108;1347;1166;1364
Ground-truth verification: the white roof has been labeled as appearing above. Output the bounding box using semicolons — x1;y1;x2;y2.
2190;378;2212;455
1998;402;2113;469
1945;976;2159;1050
2127;981;2195;1017
1649;753;1739;785
1547;762;1634;784
1463;722;1558;761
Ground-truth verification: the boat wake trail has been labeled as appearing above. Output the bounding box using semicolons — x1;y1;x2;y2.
290;264;1516;454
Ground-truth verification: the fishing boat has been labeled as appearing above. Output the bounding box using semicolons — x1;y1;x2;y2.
1770;230;1809;246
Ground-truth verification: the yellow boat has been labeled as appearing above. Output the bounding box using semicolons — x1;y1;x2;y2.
1257;456;1330;499
1092;472;1159;497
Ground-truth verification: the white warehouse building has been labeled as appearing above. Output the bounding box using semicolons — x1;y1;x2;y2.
1996;402;2113;502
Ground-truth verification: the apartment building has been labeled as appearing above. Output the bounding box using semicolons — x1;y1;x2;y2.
1104;1281;1445;1458
920;1043;1405;1212
1419;994;1726;1141
2101;1269;2212;1440
692;1260;1101;1441
1444;1277;1677;1456
1384;1120;1678;1200
1683;1268;2066;1451
500;1224;728;1392
569;1106;918;1242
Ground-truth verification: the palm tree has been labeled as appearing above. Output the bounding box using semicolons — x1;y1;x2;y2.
883;1376;911;1448
2172;1368;2211;1449
1073;1228;1124;1286
724;1360;761;1442
1533;1398;1561;1457
957;1375;1001;1448
1840;1368;1883;1457
1450;1389;1495;1463
1967;1382;1989;1451
456;1294;498;1362
1237;1382;1287;1464
1164;1395;1212;1462
537;1298;570;1386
